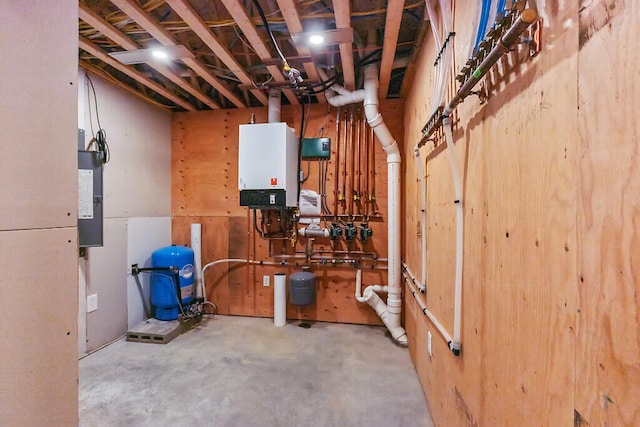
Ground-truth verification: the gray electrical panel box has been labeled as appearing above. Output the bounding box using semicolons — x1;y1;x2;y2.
78;150;103;247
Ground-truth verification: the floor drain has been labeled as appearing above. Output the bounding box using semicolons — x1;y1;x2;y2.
298;322;311;329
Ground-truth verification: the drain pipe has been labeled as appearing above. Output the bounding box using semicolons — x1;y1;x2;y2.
321;58;407;345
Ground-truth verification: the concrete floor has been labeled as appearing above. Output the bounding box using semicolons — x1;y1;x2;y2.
79;315;433;427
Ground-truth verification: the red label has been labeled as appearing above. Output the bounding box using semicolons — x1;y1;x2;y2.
270;178;278;185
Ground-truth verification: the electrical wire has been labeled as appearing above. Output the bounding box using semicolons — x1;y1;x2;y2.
85;73;110;164
248;0;289;70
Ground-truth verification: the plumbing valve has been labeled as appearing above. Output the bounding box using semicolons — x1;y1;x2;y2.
329;224;343;240
359;223;373;242
345;222;358;242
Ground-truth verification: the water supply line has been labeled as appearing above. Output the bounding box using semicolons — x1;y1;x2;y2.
407;8;539;355
323;37;407;345
402;266;455;350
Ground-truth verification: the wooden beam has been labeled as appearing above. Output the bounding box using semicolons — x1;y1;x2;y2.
79;37;196;111
379;0;405;98
164;0;268;106
79;60;173;110
275;0;326;103
109;0;246;108
219;0;299;105
333;1;356;91
79;3;219;109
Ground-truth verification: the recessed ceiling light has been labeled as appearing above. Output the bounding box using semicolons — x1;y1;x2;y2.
152;50;169;59
291;28;354;48
108;45;194;65
308;34;325;45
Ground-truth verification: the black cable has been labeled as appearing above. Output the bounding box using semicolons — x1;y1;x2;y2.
249;0;288;67
85;74;110;164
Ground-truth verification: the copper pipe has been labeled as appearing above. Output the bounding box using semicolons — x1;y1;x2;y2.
357;107;365;215
341;109;348;214
363;115;370;217
333;108;341;220
348;107;356;218
369;124;376;214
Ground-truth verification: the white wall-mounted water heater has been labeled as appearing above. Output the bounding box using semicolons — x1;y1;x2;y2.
238;122;298;208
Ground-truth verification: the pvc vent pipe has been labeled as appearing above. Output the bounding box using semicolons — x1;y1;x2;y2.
274;273;286;327
268;90;281;123
323;35;407;345
191;223;202;299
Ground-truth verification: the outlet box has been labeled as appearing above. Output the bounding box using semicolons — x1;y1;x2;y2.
263;275;270;287
428;331;433;357
87;294;98;313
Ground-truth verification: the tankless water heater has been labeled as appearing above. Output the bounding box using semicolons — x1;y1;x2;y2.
238;122;298;208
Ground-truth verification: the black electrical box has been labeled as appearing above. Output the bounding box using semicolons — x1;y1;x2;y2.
78;150;104;247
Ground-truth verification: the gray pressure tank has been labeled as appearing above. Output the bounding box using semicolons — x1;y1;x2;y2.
289;271;316;305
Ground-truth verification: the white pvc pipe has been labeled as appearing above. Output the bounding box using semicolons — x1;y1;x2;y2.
402;270;453;344
273;273;286;327
443;116;463;351
268;89;281;123
324;49;407;345
191;223;202;299
414;147;428;292
355;269;389;303
298;227;330;238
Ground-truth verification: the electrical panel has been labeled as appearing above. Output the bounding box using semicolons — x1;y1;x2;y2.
301;137;331;159
78;149;104;247
238;123;298;208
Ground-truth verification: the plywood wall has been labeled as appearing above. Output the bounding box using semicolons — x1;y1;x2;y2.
404;0;639;425
576;0;640;424
172;99;403;325
0;2;78;425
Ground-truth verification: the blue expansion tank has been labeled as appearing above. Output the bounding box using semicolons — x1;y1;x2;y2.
151;245;195;320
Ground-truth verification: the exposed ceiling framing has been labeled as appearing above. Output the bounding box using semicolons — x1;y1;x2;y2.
78;0;426;111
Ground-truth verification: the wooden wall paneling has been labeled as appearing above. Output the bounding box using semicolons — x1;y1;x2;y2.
172;100;404;325
172;107;268;217
576;1;640;425
403;2;579;426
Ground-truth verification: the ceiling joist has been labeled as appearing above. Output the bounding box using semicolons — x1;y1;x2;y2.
333;1;356;91
379;0;405;98
79;60;172;110
79;3;219;110
79;37;196;111
109;0;245;109
164;0;269;106
219;0;299;105
275;0;326;103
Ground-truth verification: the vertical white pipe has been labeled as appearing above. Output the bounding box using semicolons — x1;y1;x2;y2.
274;273;286;327
415;147;428;291
443;117;463;349
191;223;202;299
268;90;281;123
321;43;407;345
363;63;407;345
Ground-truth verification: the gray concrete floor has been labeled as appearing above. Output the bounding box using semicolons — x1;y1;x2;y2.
80;315;433;427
